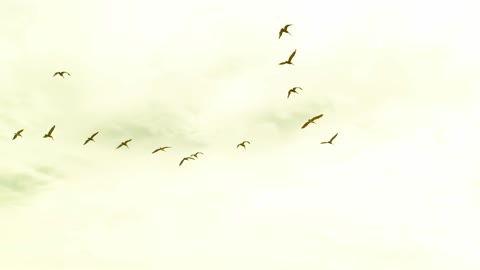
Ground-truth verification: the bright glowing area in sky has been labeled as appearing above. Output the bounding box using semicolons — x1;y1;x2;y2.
1;0;480;269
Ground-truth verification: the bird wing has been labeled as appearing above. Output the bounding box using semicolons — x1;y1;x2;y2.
330;133;338;142
287;89;293;98
284;24;292;30
64;72;70;76
53;72;60;77
245;141;250;144
320;141;328;144
296;87;303;90
152;149;160;154
48;125;55;135
19;129;24;134
279;62;287;65
179;158;186;166
91;132;99;138
236;144;241;148
164;146;171;149
125;139;132;143
116;143;123;149
83;138;90;145
12;134;17;140
278;29;284;39
288;49;296;62
301;121;310;129
311;114;323;121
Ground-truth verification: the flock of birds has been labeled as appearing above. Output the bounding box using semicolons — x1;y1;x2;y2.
10;24;338;167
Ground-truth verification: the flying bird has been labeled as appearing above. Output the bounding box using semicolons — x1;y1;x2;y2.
53;71;70;78
301;114;323;129
83;131;99;145
321;133;338;144
43;125;55;140
287;87;302;98
279;49;296;65
278;24;292;39
179;156;195;166
190;152;203;159
12;129;24;140
152;146;171;154
237;141;250;149
116;139;132;149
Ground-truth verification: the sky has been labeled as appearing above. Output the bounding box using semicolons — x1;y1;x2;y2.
1;0;480;269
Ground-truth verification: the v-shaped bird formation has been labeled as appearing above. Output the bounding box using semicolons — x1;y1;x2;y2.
9;24;338;168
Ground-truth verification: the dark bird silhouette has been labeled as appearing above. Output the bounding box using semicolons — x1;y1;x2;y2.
287;87;303;98
12;129;24;140
84;131;99;145
43;125;55;140
301;114;323;129
179;156;195;166
152;146;171;154
237;141;250;149
116;139;132;149
279;49;296;65
190;152;203;159
278;24;292;39
321;133;338;144
53;71;70;78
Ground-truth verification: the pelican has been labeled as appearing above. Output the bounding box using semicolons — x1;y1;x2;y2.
116;139;132;149
279;49;296;65
179;156;195;166
83;131;99;145
321;133;338;144
12;129;24;140
237;141;250;149
190;152;203;159
301;114;323;129
53;71;70;78
43;125;55;140
152;146;171;154
279;24;292;39
287;87;302;98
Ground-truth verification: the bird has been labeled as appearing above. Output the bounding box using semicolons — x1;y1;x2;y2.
237;141;250;149
287;87;303;98
152;146;171;154
43;125;55;140
321;133;338;144
179;156;195;166
301;114;323;129
116;139;132;149
83;131;99;145
190;152;203;159
278;24;292;39
279;49;296;65
53;71;70;78
12;129;24;140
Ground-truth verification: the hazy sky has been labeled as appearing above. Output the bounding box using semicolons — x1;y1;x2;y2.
1;0;480;269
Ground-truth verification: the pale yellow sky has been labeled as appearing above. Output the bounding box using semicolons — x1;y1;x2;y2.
1;0;480;269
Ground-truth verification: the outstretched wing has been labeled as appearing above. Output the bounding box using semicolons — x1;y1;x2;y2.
287;89;293;98
311;114;323;121
91;131;99;138
53;72;60;77
279;61;287;65
116;143;123;149
278;29;284;39
301;121;310;129
48;125;55;135
295;87;303;91
284;24;292;30
244;141;250;144
125;139;132;143
83;138;90;145
179;158;186;166
64;71;70;76
330;133;338;142
288;49;296;62
152;148;160;154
